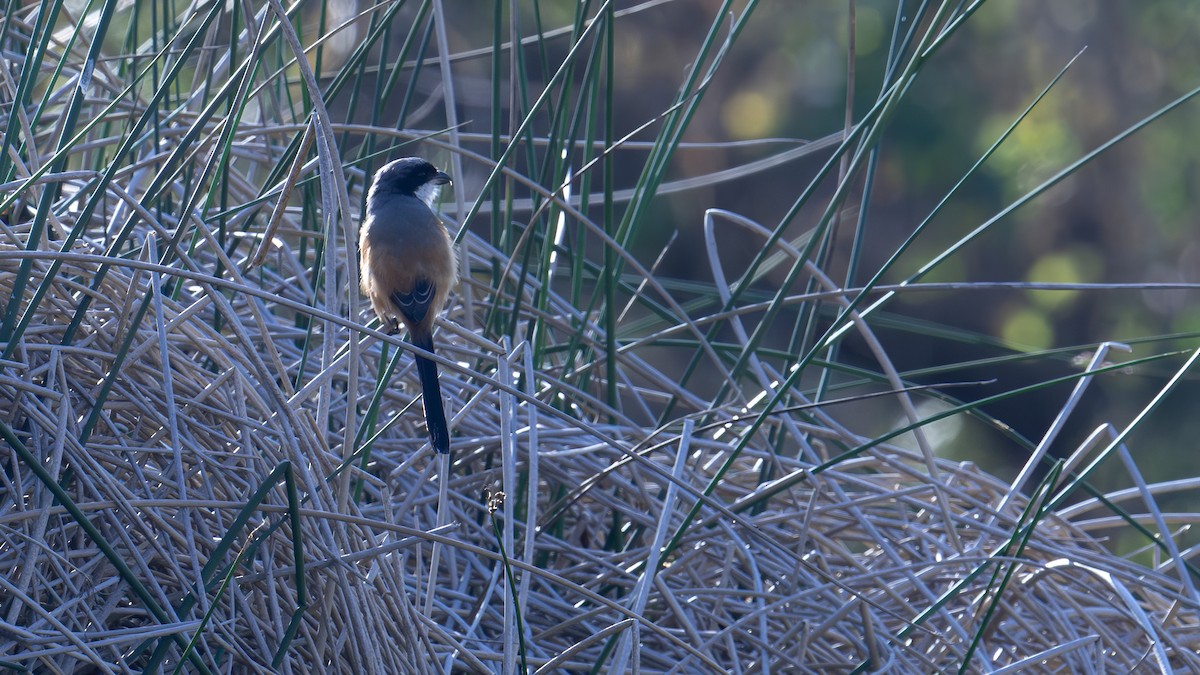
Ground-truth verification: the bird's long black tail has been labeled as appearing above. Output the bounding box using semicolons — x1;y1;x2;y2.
411;329;450;453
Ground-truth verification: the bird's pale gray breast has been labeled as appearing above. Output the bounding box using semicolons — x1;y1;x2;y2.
365;194;444;250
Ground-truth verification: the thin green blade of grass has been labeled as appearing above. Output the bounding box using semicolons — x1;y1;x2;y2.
956;461;1066;673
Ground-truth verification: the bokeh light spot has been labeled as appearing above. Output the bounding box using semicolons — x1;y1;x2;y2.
721;90;779;139
1026;249;1101;310
1000;306;1054;351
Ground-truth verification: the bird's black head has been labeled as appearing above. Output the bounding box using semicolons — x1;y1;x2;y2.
370;157;452;201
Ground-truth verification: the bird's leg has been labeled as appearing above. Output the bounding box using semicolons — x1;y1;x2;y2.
386;318;402;335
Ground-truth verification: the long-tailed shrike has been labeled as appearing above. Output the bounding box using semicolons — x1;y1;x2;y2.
359;157;455;453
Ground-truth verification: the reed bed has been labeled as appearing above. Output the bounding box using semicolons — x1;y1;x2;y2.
3;218;1200;672
3;1;1200;673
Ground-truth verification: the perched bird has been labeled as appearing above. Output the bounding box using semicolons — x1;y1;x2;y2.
359;157;456;453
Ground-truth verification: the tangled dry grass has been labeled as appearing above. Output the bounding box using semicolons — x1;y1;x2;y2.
2;217;1200;672
5;1;1200;673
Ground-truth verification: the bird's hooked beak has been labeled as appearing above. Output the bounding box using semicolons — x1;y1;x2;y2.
431;171;452;186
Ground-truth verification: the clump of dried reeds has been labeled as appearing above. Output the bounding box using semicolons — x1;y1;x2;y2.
3;218;1200;672
4;2;1200;673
